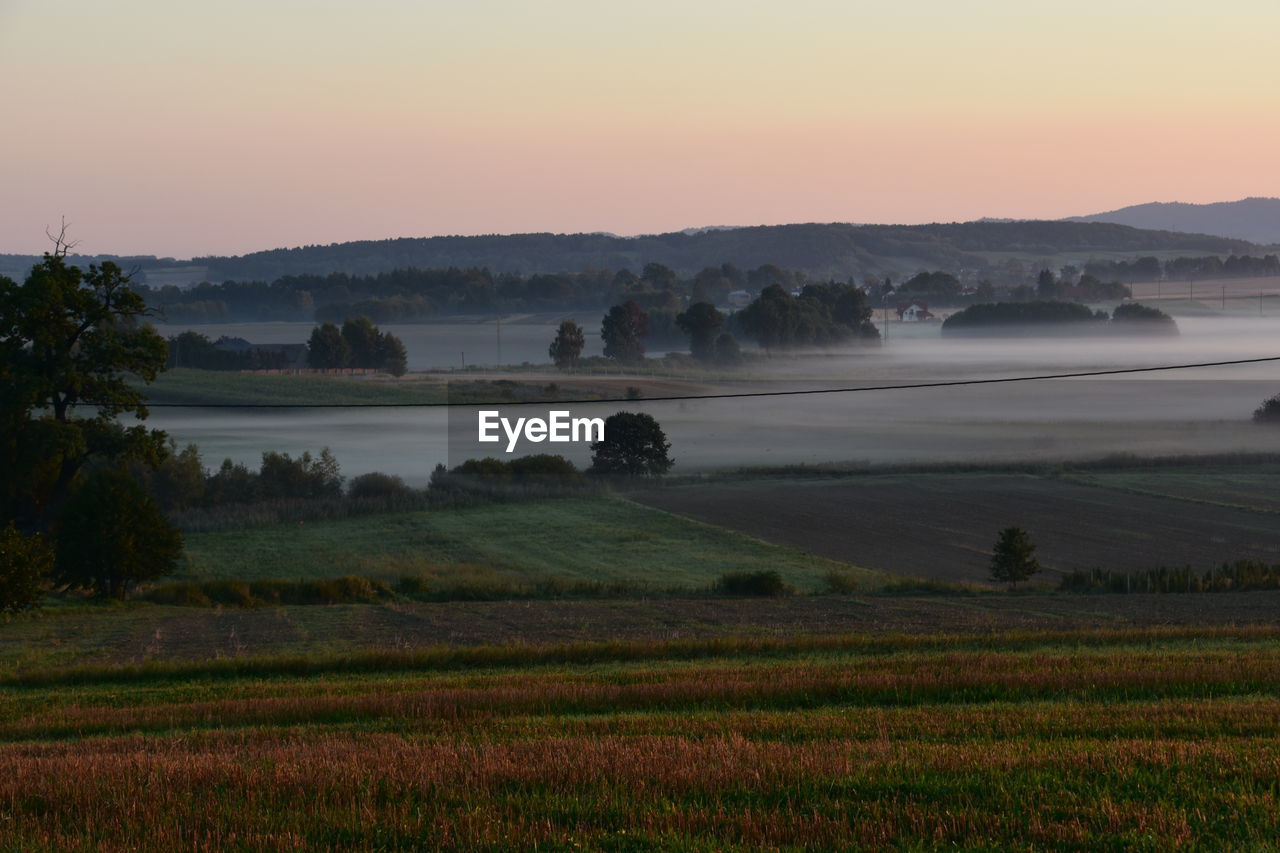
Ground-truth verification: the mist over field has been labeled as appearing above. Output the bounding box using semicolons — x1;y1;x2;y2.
144;315;1280;483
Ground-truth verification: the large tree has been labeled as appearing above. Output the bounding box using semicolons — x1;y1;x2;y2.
676;301;725;361
306;322;351;369
341;316;382;368
54;469;182;598
378;332;408;376
1;246;169;530
548;319;585;369
589;412;673;477
601;301;649;364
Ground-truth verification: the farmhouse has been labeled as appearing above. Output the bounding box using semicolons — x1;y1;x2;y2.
896;299;936;322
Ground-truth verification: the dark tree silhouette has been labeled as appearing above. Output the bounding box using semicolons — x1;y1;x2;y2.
589;412;673;477
1;239;169;530
676;302;725;361
601;301;649;364
54;469;182;598
306;322;351;368
989;527;1041;589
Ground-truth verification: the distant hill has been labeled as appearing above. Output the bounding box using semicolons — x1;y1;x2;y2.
190;221;1251;282
0;220;1255;286
1066;198;1280;246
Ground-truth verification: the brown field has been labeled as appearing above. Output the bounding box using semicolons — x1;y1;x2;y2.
631;473;1280;582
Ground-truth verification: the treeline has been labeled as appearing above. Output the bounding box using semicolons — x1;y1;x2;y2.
137;262;817;324
165;331;292;370
134;253;1280;327
164;317;408;374
134;446;350;511
133;442;606;533
1084;253;1280;282
548;279;879;371
941;301;1177;335
189;221;1251;281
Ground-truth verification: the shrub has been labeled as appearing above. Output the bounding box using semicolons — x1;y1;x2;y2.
713;570;788;597
823;569;861;594
347;472;414;500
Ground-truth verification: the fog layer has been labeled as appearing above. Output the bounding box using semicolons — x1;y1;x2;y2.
145;316;1280;483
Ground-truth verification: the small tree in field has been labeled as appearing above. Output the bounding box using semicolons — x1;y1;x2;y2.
548;320;585;369
989;526;1041;589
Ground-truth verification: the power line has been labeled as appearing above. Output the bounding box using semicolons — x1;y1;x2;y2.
131;355;1280;409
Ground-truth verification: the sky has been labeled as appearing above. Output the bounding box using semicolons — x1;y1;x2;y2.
2;0;1277;258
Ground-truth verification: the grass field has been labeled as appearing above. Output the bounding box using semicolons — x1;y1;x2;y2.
633;468;1280;582
181;497;882;592
142;368;447;405
2;628;1279;850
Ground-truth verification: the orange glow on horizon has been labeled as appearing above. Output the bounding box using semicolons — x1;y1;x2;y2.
1;0;1277;256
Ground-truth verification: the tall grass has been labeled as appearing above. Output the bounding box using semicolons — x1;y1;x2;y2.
1060;560;1280;593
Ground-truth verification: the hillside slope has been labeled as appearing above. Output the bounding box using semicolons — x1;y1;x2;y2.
1066;198;1280;245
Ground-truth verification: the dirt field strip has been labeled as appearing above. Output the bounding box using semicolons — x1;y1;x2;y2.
630;473;1280;582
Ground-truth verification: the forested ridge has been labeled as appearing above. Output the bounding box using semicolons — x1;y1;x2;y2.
193;221;1250;280
4;220;1252;286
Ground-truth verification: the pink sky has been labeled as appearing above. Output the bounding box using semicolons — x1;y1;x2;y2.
2;0;1277;258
